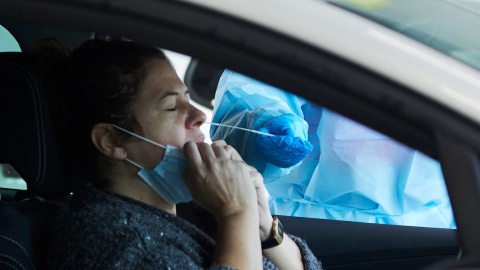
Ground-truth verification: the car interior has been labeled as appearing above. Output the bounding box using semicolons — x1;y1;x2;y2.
0;51;71;270
0;5;475;269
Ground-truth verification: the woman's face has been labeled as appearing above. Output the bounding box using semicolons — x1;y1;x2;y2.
125;59;206;169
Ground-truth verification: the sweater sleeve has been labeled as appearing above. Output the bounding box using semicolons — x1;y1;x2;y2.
258;234;322;270
289;234;323;270
256;234;323;270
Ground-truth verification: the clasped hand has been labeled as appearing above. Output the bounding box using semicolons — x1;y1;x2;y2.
183;140;273;241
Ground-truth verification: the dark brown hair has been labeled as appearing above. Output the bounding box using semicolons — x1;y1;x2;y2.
42;39;169;188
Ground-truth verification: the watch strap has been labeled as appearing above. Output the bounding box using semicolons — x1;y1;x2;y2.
261;216;284;249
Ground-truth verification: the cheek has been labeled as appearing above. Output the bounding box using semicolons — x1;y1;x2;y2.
147;110;188;147
156;125;186;148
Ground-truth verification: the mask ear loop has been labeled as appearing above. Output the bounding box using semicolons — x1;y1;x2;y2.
111;124;167;149
125;158;144;170
111;124;167;169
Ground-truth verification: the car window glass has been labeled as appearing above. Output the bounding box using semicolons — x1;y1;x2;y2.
0;25;26;191
0;25;21;52
0;164;27;190
208;69;455;229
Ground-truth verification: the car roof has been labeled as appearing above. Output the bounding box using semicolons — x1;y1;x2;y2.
186;0;480;127
191;0;480;123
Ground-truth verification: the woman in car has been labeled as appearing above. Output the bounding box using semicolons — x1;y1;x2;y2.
42;39;321;269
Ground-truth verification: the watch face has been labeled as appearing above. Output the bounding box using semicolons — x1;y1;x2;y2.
277;223;284;237
276;219;284;239
273;217;284;244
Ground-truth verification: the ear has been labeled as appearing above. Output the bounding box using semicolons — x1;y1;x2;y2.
91;123;127;160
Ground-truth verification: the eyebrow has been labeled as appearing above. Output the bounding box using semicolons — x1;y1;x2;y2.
156;89;189;103
157;91;179;102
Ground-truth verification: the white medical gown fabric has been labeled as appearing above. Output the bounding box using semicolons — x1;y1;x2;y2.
211;70;455;228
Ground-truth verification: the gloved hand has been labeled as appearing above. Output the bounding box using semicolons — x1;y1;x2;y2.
255;114;312;168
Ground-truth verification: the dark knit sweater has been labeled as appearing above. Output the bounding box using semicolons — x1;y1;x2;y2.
46;184;322;269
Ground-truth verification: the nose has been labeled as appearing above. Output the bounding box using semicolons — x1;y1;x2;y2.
185;103;207;129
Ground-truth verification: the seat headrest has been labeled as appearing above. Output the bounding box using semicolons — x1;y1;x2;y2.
0;52;73;198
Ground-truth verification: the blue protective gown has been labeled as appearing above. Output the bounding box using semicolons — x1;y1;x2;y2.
210;70;455;228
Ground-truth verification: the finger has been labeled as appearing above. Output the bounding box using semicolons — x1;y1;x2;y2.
183;141;203;166
211;140;227;147
222;144;243;161
197;142;216;161
250;169;262;182
212;144;229;159
247;164;259;173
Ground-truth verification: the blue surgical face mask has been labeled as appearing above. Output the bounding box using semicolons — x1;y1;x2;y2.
112;125;192;205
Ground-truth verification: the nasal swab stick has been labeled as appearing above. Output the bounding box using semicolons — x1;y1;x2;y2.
204;121;274;137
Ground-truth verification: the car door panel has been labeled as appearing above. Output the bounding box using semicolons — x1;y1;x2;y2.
279;215;459;269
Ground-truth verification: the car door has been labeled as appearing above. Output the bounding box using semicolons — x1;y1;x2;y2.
183;58;460;269
1;0;479;268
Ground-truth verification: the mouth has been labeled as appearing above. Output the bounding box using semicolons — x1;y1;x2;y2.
195;135;205;143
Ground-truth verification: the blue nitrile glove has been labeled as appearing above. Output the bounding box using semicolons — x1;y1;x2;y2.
255;114;313;168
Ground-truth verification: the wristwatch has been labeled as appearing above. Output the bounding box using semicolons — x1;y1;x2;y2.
261;216;284;249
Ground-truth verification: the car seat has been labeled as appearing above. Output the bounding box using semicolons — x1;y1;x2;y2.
0;52;76;270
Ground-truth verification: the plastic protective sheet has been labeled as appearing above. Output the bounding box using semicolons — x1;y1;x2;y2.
211;70;455;228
